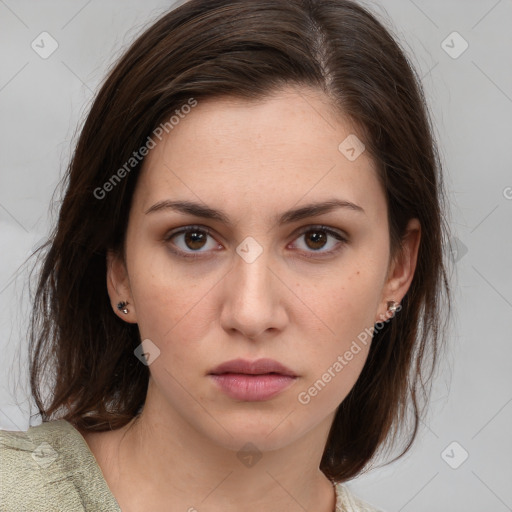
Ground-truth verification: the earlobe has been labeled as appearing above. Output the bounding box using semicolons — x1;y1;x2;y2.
106;250;137;323
116;301;130;314
378;218;421;320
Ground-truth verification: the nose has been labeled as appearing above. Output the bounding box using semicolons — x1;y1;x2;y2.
219;247;288;341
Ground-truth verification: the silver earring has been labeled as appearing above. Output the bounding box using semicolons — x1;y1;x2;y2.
387;300;399;315
117;301;129;314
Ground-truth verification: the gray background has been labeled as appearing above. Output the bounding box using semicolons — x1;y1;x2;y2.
1;1;511;511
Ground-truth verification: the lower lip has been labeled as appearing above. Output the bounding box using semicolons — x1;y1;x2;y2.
209;373;296;401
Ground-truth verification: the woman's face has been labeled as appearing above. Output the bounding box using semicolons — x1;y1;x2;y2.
110;86;419;452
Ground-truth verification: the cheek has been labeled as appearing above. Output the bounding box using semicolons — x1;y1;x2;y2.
296;263;384;398
307;260;384;341
127;246;218;350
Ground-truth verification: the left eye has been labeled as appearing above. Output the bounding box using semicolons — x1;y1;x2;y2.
291;226;346;253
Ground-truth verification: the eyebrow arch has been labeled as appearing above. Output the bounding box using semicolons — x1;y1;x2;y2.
144;198;365;225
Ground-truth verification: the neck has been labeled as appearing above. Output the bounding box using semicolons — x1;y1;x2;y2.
88;385;337;512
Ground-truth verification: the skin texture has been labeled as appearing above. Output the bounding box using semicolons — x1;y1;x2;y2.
81;85;420;512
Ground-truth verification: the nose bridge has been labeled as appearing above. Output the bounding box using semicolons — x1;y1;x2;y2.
220;241;285;338
231;245;274;311
235;248;271;297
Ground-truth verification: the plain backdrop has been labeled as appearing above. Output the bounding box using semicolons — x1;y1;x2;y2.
0;1;511;511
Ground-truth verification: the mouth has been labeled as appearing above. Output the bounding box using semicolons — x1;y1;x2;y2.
209;358;297;377
208;358;298;401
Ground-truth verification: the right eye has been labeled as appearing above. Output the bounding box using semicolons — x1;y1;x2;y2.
165;225;223;258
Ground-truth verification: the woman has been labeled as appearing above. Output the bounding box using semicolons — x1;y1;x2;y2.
0;0;451;510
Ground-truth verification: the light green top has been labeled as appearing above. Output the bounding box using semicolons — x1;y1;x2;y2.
0;420;381;511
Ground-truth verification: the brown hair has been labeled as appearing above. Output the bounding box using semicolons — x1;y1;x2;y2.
29;0;451;482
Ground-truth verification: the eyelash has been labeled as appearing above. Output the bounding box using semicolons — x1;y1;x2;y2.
164;224;348;260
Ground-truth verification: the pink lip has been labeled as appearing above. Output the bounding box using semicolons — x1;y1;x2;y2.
209;358;297;401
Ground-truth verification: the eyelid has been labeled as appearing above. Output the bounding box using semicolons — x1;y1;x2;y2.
292;224;348;241
164;224;214;240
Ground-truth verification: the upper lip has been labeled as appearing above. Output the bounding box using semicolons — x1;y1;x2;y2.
209;358;297;377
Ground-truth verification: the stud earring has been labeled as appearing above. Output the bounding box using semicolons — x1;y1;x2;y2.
117;301;129;314
386;300;399;315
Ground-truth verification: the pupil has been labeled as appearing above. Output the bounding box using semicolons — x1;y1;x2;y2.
306;231;326;250
185;231;206;250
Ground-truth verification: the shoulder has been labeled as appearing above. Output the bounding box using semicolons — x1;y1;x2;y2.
335;482;384;512
0;420;74;510
0;419;81;478
0;418;77;450
0;419;121;511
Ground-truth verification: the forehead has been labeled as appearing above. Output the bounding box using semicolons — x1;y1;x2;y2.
135;86;384;222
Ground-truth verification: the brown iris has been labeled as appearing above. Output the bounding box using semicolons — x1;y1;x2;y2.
184;230;207;250
304;230;327;250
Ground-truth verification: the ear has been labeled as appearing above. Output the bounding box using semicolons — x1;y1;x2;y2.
107;249;137;323
377;218;421;322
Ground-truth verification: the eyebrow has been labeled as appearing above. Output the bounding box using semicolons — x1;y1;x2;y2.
144;198;365;225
